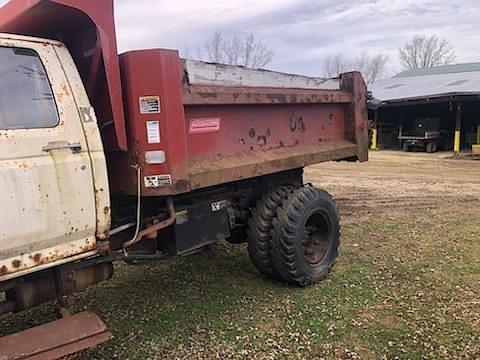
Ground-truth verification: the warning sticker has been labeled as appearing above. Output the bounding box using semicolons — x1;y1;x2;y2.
144;174;172;188
139;96;161;114
146;120;161;144
189;117;221;134
211;200;227;212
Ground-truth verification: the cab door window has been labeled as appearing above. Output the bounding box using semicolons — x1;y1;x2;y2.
0;46;59;130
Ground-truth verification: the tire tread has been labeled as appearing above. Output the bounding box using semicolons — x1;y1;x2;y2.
246;186;296;276
272;186;340;286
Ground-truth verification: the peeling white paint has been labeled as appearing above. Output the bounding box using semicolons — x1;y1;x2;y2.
0;35;101;280
182;59;341;90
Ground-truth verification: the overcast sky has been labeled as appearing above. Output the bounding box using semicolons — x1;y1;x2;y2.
1;0;479;77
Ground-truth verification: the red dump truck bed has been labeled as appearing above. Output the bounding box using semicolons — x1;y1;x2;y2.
0;0;368;198
110;53;368;196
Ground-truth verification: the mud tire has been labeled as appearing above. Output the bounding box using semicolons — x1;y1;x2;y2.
272;186;340;286
247;186;296;276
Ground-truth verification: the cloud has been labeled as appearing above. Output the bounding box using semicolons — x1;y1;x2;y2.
0;0;479;76
113;0;301;54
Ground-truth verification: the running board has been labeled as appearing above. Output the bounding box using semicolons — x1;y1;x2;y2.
0;311;111;360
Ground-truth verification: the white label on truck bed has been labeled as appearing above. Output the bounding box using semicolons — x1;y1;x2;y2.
144;174;172;188
146;120;161;144
139;96;161;114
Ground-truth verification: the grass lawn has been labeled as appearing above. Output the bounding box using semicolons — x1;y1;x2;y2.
2;204;478;359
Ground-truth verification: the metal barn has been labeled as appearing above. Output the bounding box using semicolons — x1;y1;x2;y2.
369;63;480;155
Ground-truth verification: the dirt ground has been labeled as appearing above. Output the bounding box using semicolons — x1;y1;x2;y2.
306;150;480;225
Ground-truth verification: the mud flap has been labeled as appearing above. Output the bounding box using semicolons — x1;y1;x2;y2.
0;311;111;360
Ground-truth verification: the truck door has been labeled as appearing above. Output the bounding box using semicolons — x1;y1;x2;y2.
0;38;98;279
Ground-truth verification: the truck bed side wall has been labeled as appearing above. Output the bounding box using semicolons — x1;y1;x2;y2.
108;49;191;195
109;50;368;196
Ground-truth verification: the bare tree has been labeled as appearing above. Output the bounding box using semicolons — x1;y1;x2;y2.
399;34;456;69
221;35;242;66
205;31;225;64
181;44;191;59
323;53;350;78
201;32;274;69
354;51;389;84
323;52;389;84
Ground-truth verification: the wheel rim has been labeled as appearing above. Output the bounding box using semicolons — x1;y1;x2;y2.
302;210;331;264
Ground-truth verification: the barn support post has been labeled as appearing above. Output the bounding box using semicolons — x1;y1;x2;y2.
477;124;480;144
454;104;462;155
398;109;404;149
370;110;378;150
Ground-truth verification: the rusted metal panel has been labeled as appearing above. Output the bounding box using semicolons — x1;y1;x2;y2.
109;49;191;197
341;72;369;162
189;141;357;189
110;49;367;197
0;242;99;281
0;36;98;281
53;44;111;241
0;311;111;360
0;0;127;151
182;59;340;90
184;104;348;158
0;251;98;284
183;85;353;105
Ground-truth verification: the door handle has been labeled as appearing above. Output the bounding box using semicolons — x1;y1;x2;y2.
43;141;82;154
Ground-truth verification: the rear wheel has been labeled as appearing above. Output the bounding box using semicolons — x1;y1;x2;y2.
403;142;411;152
271;186;340;286
247;186;296;277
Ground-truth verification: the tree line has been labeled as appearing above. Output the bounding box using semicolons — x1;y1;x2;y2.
191;33;457;84
186;31;274;69
323;34;456;83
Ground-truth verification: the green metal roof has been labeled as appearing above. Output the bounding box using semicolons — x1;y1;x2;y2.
394;62;480;78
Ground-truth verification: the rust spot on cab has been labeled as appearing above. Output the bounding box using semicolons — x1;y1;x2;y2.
12;259;22;268
103;206;110;215
31;253;42;263
0;266;7;276
56;83;71;102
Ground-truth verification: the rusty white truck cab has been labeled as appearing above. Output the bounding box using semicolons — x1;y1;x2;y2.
0;32;110;282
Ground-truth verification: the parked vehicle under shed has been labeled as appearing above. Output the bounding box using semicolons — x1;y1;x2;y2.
369;63;480;154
